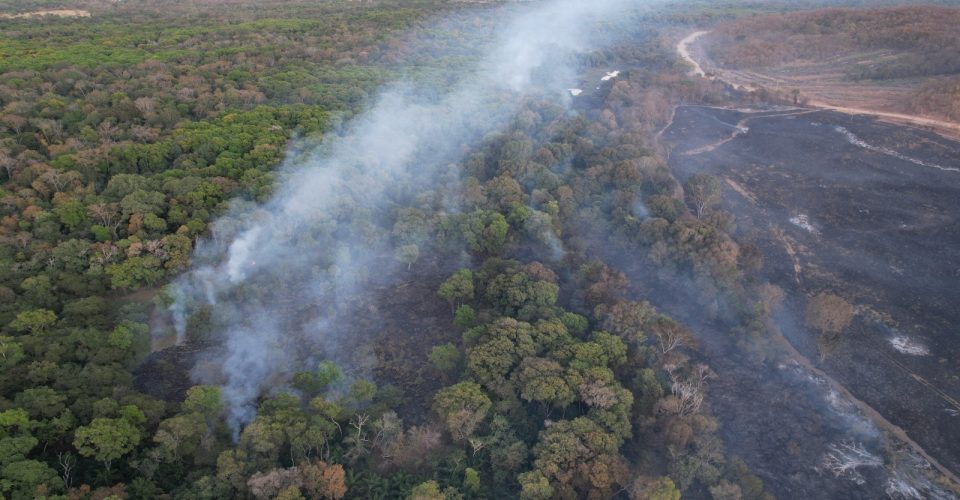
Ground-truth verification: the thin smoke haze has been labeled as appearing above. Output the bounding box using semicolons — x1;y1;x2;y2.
167;0;641;432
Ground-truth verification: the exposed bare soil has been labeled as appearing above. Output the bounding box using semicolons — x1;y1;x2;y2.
0;9;91;19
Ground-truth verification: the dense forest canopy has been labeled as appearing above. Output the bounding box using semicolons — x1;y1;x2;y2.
1;0;958;499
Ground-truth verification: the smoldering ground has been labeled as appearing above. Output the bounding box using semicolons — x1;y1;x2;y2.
164;0;649;433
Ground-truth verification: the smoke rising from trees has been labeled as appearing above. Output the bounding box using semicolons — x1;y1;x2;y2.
168;0;642;433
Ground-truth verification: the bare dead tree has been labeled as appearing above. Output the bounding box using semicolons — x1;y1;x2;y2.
41;169;80;194
652;320;690;354
663;363;711;417
684;173;722;219
657;332;682;354
817;441;882;485
73;79;91;97
57;452;76;489
1;115;27;139
97;120;118;144
93;244;119;265
144;239;166;258
469;437;487;457
134;96;157;115
351;413;369;438
370;412;402;463
33;118;64;144
89;202;122;237
345;413;371;463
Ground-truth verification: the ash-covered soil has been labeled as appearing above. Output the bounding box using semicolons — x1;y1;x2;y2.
663;105;960;497
612;259;898;499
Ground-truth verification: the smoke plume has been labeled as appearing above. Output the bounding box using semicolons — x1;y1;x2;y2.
167;0;643;432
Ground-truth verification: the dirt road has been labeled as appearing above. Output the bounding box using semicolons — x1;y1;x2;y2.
0;9;90;19
677;31;710;78
808;99;960;137
676;31;960;138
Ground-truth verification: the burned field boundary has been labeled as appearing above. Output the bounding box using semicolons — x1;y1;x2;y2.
663;104;960;491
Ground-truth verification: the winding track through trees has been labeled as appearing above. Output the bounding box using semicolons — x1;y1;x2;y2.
672;30;960;489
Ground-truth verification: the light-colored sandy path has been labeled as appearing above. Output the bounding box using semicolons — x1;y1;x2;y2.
808;99;960;137
677;31;710;78
677;31;960;138
678;30;757;92
0;9;90;19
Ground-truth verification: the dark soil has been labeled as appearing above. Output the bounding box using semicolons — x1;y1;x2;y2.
135;345;199;403
364;273;458;425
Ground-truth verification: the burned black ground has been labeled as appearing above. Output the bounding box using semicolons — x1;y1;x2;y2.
663;104;960;495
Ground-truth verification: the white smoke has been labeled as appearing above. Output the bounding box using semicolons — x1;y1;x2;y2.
166;0;646;432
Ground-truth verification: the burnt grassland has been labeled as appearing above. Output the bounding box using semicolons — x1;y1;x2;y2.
664;104;960;487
